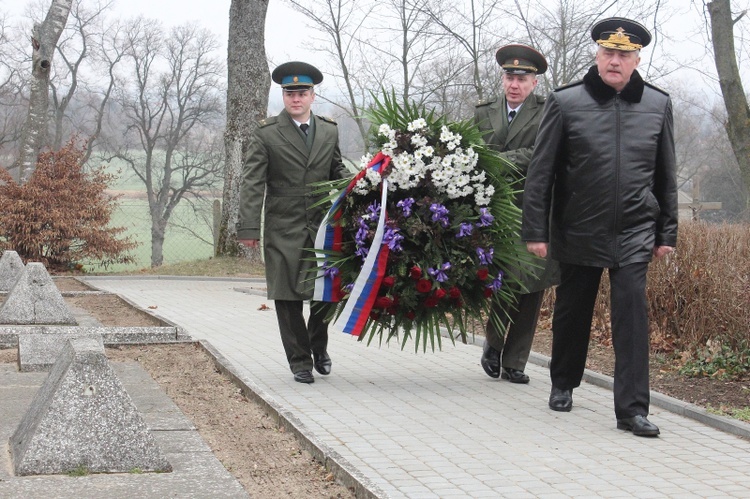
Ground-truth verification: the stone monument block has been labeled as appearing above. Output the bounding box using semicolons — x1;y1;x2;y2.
0;250;25;292
17;332;103;372
10;337;172;475
0;262;77;325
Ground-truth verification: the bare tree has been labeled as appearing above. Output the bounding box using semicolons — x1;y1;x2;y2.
285;0;374;147
216;0;270;258
707;0;750;206
107;19;225;267
49;0;116;154
0;15;26;159
418;0;505;102
14;0;73;183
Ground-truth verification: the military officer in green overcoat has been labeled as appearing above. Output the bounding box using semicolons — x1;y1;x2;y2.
238;61;351;384
475;44;559;384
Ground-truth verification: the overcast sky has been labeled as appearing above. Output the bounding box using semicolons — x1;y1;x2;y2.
2;0;744;104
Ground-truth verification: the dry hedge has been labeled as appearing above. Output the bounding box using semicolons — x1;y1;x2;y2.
542;221;750;354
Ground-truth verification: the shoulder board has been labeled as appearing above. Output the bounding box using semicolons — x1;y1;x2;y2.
318;115;337;125
258;116;278;128
553;80;584;93
644;81;669;96
475;97;497;108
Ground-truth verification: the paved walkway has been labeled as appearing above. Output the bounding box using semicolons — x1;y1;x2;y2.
84;276;750;498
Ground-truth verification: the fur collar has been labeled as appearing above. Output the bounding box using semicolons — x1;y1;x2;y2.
583;65;644;104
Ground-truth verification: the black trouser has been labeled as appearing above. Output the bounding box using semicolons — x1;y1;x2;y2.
486;289;544;371
274;300;330;373
550;262;650;419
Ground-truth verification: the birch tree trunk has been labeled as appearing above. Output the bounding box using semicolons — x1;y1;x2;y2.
15;0;73;184
217;0;270;258
708;0;750;204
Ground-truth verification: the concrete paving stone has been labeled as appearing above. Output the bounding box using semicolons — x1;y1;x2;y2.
81;277;750;498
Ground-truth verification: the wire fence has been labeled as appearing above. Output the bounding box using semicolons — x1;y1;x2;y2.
93;197;220;273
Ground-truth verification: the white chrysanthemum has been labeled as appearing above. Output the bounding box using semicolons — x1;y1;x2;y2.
410;134;428;148
365;168;382;185
378;124;395;139
358;153;374;170
472;170;487;182
419;145;434;158
474;184;495;206
352;178;371;195
381;139;398;157
407;118;428;132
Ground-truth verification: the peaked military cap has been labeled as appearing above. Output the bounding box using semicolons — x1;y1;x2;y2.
272;61;323;89
495;44;548;75
591;17;651;52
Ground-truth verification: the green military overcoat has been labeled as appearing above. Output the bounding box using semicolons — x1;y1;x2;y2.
238;109;350;300
475;94;559;293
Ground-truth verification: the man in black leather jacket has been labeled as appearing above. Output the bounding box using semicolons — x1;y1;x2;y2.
522;17;678;437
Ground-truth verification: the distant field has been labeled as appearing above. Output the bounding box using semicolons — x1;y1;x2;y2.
86;198;217;273
83;157;221;272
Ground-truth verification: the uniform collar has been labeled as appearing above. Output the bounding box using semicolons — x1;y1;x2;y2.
583;65;644;104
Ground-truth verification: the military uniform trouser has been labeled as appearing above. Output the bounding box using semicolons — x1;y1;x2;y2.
275;300;330;373
550;262;650;419
485;289;545;371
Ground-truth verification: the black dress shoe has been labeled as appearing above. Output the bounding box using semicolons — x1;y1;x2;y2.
293;370;314;383
501;367;530;384
480;341;501;378
617;415;660;437
548;386;572;412
313;351;332;375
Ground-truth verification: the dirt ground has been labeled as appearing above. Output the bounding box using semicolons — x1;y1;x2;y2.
1;277;747;497
0;278;355;499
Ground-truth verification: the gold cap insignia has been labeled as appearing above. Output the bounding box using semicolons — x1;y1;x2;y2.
293;76;299;83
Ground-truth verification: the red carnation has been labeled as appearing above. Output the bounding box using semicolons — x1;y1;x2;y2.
477;268;489;281
483;288;493;298
449;286;461;299
416;279;432;293
375;296;394;309
424;296;439;307
382;276;396;288
434;288;447;299
410;265;422;280
406;311;416;320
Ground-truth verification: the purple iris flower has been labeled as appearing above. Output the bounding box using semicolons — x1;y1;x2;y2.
383;226;404;252
323;264;339;279
428;262;451;282
397;198;415;217
367;201;381;218
343;283;354;293
456;222;473;238
487;272;504;291
476;247;494;265
430;203;450;228
355;218;369;245
476;207;494;227
355;245;369;260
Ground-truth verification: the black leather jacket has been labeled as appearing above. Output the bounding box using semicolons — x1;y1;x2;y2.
522;66;678;268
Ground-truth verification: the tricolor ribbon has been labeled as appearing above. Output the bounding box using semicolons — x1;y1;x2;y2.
314;152;391;336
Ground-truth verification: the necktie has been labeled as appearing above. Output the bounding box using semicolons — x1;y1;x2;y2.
508;110;516;122
299;123;309;135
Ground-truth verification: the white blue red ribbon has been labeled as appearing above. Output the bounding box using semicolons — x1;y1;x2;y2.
314;153;391;336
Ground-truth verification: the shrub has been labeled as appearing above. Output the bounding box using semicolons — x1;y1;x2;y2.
647;221;750;353
0;139;137;271
541;221;750;376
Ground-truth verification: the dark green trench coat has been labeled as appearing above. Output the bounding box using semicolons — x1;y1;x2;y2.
238;110;350;300
475;94;559;293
